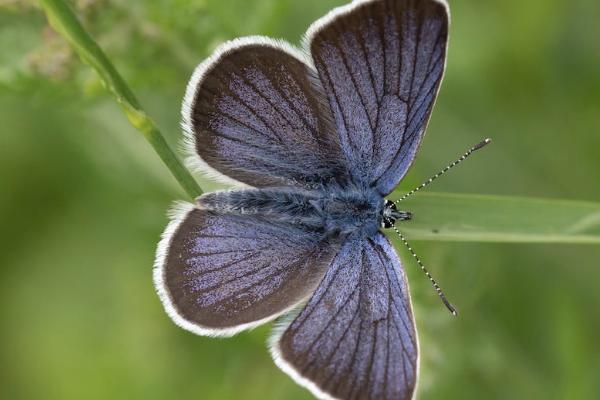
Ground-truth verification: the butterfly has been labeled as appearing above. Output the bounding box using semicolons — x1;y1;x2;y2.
155;0;453;399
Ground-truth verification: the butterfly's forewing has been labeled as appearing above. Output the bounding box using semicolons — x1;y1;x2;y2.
154;203;334;337
183;37;348;188
307;0;449;195
272;232;418;400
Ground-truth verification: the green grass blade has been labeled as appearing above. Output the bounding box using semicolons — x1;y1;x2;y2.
390;192;600;243
39;0;202;198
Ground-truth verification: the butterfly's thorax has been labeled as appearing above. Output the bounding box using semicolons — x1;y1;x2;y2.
197;185;383;238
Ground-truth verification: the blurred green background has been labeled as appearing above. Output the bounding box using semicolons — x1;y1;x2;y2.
1;0;600;399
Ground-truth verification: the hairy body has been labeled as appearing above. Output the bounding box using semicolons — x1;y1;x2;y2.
198;184;384;239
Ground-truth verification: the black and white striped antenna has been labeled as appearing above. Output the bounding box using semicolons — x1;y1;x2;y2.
392;226;457;315
391;138;492;315
395;138;492;204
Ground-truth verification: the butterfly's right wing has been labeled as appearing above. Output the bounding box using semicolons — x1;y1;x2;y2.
183;37;349;188
271;232;418;400
307;0;449;195
154;203;334;337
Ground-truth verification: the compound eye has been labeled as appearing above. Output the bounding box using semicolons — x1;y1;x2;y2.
381;218;394;229
384;200;397;211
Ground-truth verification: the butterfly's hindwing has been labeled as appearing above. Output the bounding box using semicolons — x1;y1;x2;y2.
271;232;418;400
154;203;334;337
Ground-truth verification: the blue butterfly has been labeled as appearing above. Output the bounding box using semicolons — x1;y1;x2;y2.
154;1;466;399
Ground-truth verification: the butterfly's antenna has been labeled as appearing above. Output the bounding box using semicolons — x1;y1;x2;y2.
391;226;457;316
395;138;492;204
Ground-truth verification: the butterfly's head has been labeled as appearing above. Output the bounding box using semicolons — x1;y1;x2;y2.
381;200;412;229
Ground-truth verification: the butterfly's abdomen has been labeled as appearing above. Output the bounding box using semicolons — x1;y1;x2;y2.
197;185;383;237
197;188;323;228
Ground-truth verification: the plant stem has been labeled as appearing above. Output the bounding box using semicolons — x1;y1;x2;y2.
39;0;203;198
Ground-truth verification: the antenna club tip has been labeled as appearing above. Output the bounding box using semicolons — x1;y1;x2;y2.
442;298;458;315
473;138;492;151
446;304;458;316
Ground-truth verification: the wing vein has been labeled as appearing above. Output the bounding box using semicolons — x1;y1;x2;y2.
334;36;376;132
409;28;445;112
215;75;285;142
313;54;358;154
356;10;381;104
237;73;311;136
300;283;360;374
186;252;257;277
407;5;424;108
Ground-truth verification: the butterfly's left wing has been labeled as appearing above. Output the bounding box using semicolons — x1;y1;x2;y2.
154;203;334;337
307;0;449;195
271;232;418;400
183;38;349;188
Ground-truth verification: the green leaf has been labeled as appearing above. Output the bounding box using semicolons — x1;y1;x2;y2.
390;192;600;243
39;0;202;199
